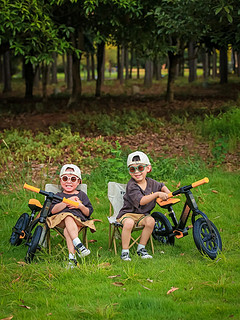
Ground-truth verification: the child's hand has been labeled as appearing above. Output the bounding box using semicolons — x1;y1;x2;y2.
66;196;82;209
158;192;168;201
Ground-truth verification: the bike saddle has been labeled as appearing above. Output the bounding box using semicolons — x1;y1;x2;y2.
28;199;43;212
157;198;180;209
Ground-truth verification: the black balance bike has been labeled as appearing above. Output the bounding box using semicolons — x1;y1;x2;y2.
151;177;222;260
9;183;78;262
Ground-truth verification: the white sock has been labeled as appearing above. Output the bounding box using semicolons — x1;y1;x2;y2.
73;237;81;247
122;249;129;254
69;252;76;260
137;244;145;251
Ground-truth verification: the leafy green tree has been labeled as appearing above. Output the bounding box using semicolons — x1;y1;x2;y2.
0;0;73;97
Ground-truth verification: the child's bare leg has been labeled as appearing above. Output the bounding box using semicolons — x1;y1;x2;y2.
64;227;78;254
121;218;134;249
138;216;155;245
64;216;79;240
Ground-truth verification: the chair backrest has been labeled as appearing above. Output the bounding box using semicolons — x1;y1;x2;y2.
107;182;126;223
45;183;87;194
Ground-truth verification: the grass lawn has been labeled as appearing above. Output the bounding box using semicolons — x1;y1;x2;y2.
0;76;239;319
1;168;239;320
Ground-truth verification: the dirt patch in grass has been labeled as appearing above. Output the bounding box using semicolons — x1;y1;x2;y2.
0;80;239;171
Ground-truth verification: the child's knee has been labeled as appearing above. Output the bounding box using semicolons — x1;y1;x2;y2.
145;216;155;228
123;218;135;230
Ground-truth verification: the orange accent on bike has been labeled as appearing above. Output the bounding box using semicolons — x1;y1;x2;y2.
173;230;184;239
19;230;25;239
192;177;209;188
63;197;79;208
24;183;40;194
157;198;180;207
28;199;43;208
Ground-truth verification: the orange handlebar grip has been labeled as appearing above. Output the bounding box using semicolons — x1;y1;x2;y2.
192;177;209;188
167;192;173;198
63;197;79;208
23;183;40;194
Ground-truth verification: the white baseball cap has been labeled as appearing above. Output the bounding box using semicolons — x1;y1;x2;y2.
59;164;82;179
127;151;151;167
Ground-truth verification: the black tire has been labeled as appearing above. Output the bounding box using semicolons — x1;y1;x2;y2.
151;212;175;245
193;218;222;260
25;225;43;263
9;213;30;246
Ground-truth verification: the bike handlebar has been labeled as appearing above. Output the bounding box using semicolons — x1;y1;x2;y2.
23;183;79;208
158;177;209;202
192;177;209;188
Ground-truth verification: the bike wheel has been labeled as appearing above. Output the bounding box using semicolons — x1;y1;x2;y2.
25;225;43;263
9;213;30;246
151;212;175;245
193;218;222;260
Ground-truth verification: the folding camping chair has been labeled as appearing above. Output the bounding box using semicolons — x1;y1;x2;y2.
44;183;88;254
107;181;154;254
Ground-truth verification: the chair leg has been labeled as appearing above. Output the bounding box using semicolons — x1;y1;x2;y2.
109;224;113;249
113;238;117;255
150;235;154;254
82;228;88;248
47;229;51;254
129;235;141;249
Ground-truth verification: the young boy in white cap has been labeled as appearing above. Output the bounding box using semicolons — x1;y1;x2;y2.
117;151;171;261
47;164;95;268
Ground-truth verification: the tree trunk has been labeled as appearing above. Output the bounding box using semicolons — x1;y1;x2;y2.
144;59;153;87
62;54;67;83
188;42;197;82
137;58;140;79
231;51;236;74
42;63;49;102
24;61;34;98
51;52;58;84
179;55;184;77
33;65;40;88
166;51;178;102
129;47;133;79
212;48;217;79
95;41;105;97
86;53;91;81
220;48;228;84
117;46;120;80
68;52;82;107
0;55;3;82
102;45;105;82
237;53;240;77
66;54;73;89
91;53;95;80
119;45;124;84
154;60;162;80
125;46;129;80
3;51;12;93
202;50;209;86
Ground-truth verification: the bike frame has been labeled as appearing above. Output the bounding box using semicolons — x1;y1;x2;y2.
23;183;80;243
158;177;214;239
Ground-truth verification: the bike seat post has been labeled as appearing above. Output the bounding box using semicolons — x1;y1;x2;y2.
168;206;178;227
39;197;53;223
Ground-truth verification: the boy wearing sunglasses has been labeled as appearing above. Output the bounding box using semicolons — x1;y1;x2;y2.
117;151;171;261
47;164;95;268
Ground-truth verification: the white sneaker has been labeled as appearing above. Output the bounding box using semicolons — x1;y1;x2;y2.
121;252;131;261
67;258;78;269
75;243;90;258
137;248;152;259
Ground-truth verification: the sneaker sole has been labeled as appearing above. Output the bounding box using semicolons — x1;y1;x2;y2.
76;249;91;258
